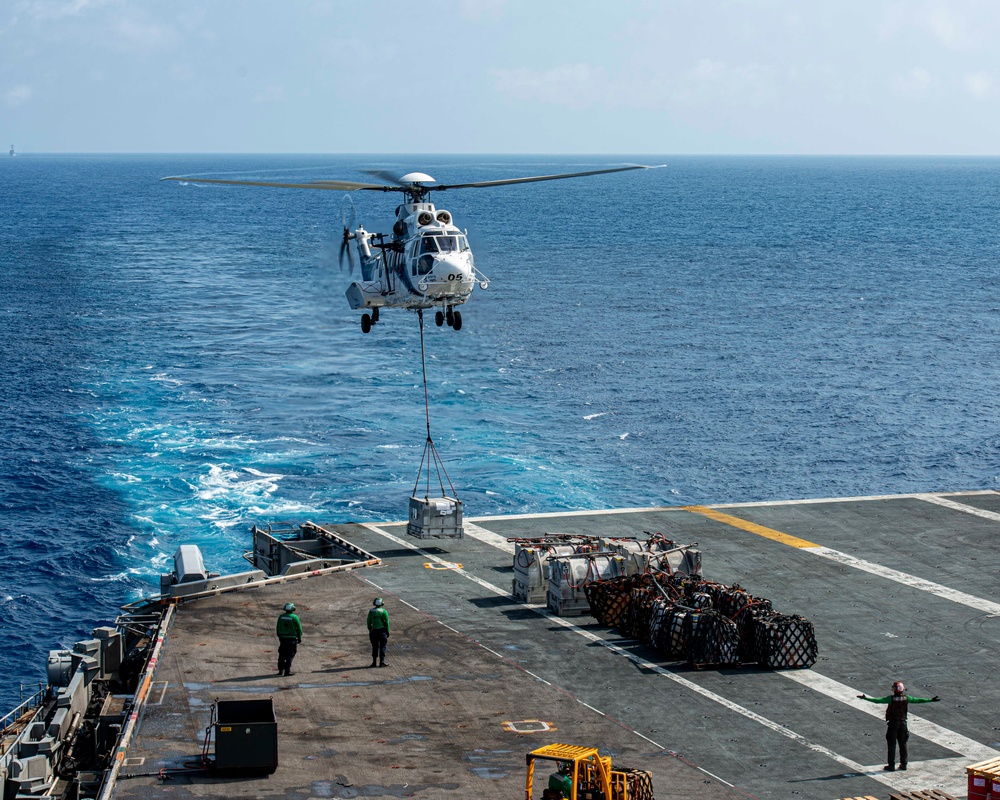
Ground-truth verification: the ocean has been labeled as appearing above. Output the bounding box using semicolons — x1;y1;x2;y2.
1;154;998;712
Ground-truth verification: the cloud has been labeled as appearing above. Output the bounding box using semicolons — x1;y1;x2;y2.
459;0;507;20
889;67;940;97
880;1;994;52
491;57;786;114
253;84;287;104
491;64;609;110
919;3;974;49
673;59;780;107
5;85;33;106
169;63;196;82
963;72;993;98
111;14;180;53
16;0;119;21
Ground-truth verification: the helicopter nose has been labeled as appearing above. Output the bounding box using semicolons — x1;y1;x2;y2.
432;254;473;287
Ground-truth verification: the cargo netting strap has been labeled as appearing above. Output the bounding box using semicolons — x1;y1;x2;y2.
615;769;654;800
752;613;819;669
585;572;818;670
412;308;458;501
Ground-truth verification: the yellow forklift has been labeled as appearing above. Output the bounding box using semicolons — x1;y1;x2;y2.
524;743;654;800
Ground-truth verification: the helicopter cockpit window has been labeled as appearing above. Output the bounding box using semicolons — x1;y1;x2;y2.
436;236;460;253
419;237;439;255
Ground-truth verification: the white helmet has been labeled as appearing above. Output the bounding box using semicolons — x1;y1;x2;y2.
284;602;295;612
373;597;384;607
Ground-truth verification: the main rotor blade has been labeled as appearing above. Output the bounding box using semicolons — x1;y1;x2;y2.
360;169;409;187
160;176;393;192
162;164;663;194
429;164;664;191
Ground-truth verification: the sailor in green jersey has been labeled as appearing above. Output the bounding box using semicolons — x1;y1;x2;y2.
858;680;940;771
276;602;303;676
547;762;573;799
367;597;390;667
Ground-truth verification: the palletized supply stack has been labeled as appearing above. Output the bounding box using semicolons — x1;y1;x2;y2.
607;533;702;577
967;756;1000;800
539;533;701;617
510;535;602;603
547;553;627;616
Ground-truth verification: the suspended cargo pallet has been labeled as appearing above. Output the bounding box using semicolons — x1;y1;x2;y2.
407;495;464;539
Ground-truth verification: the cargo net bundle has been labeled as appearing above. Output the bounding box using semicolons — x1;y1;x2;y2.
586;573;818;670
612;767;654;800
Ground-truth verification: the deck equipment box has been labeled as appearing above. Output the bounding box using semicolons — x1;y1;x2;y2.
214;698;278;775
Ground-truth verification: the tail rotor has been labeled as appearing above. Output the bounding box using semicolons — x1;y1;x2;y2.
339;194;357;273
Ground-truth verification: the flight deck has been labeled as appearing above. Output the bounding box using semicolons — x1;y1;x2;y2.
105;491;1000;800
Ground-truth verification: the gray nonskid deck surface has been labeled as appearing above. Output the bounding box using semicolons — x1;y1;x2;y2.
113;569;744;800
336;491;1000;800
114;491;1000;800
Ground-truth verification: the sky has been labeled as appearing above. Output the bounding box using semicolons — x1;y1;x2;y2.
3;0;1000;154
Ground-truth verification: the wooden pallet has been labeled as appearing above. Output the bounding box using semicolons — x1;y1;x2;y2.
967;755;1000;777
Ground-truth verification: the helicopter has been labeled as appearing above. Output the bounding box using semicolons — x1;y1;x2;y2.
162;164;659;333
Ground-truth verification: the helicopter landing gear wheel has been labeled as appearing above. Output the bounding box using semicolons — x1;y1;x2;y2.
446;307;455;327
435;310;444;327
361;313;372;333
452;310;462;331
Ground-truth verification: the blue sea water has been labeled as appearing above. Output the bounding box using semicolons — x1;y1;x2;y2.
1;154;999;711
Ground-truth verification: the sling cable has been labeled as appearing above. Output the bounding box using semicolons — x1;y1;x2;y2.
412;308;459;505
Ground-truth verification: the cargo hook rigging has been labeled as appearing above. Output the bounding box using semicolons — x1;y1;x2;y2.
412;309;458;500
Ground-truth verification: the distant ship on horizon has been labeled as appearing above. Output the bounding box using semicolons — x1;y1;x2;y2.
8;144;13;157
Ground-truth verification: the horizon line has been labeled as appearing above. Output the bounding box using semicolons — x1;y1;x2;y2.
7;151;1000;158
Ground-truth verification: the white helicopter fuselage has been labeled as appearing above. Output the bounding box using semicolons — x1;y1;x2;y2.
345;201;483;312
162;162;656;333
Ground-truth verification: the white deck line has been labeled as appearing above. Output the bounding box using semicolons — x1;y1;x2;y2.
358;522;981;795
916;492;1000;523
462;521;516;553
704;489;1000;509
806;546;1000;616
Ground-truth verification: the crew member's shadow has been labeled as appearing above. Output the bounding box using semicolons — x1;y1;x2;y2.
315;665;372;675
215;665;367;682
214;674;283;683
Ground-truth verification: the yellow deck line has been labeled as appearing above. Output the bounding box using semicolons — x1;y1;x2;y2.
683;505;820;549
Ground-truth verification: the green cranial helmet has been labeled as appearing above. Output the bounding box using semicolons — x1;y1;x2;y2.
284;603;295;612
374;598;384;607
